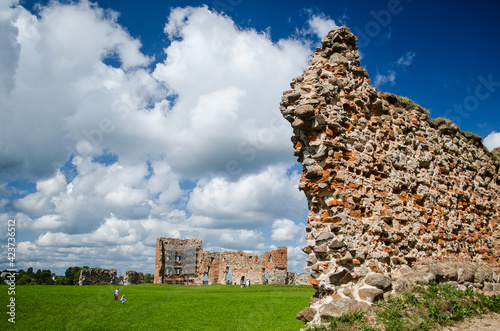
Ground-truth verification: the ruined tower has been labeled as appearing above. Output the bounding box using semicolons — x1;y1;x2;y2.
154;237;204;285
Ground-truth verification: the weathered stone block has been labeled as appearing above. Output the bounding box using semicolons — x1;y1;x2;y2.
296;307;317;322
358;287;384;302
364;273;391;290
319;298;370;320
295;104;315;118
329;269;353;285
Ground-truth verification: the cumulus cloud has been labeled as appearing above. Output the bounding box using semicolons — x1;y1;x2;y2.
14;156;184;234
187;165;305;229
0;3;311;275
271;218;302;241
153;6;311;177
0;1;160;180
484;131;500;151
305;13;338;39
287;244;307;273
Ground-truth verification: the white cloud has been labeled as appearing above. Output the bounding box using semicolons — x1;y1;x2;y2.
484;131;500;151
373;70;396;87
153;6;311;177
15;157;183;234
187;165;306;228
397;51;416;67
0;3;313;276
287;245;307;273
271;218;302;241
374;51;415;88
0;1;162;180
306;13;338;39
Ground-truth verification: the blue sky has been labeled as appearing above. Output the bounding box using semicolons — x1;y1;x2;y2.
1;0;499;276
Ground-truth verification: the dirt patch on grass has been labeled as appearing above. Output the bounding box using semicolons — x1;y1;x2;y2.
437;313;500;331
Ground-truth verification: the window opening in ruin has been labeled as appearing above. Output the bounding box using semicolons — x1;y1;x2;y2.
281;252;283;259
264;268;269;283
166;268;170;276
176;268;180;274
176;255;180;262
225;267;233;284
269;256;272;263
210;257;214;263
240;276;245;284
203;273;208;285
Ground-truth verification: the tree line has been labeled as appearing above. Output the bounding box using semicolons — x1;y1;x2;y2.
1;267;154;285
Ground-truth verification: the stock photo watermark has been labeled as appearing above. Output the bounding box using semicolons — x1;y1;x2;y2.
6;219;16;324
213;0;243;13
352;0;413;48
442;74;500;127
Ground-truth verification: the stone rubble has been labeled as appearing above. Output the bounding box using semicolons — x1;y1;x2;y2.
280;26;500;328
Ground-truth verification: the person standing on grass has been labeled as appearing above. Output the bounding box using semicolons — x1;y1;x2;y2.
114;287;119;301
121;295;126;304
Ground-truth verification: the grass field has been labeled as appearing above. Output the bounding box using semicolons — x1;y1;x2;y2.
0;284;314;330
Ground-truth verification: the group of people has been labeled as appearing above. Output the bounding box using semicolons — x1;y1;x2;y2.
114;287;126;304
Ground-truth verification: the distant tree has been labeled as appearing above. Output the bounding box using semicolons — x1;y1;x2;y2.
15;269;26;282
54;276;64;285
73;270;82;285
15;269;35;284
38;270;54;285
144;273;153;283
64;266;81;285
17;274;31;285
3;268;55;285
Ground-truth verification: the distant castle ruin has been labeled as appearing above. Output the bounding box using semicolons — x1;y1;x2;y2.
154;237;289;285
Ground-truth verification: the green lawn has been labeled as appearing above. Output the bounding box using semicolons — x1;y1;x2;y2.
0;284;313;330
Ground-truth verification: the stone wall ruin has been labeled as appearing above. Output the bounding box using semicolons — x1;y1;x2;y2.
124;270;144;285
154;237;288;285
78;268;121;286
280;26;500;327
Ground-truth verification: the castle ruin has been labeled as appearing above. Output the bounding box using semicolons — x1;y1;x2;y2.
154;237;288;285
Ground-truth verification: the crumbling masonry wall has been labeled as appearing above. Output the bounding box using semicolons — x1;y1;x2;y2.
124;270;144;285
78;268;120;286
154;237;287;285
280;26;500;326
203;246;287;285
